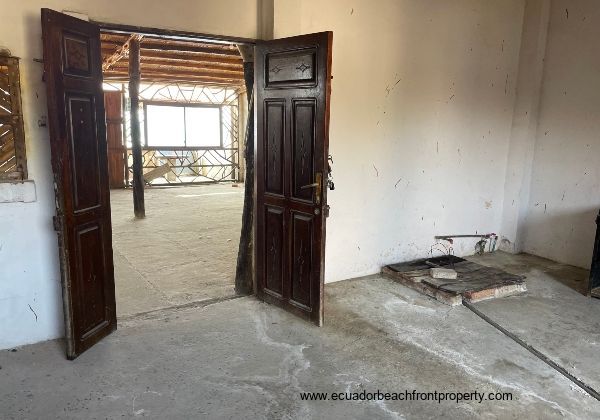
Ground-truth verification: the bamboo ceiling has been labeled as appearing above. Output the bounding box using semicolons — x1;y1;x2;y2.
100;32;244;87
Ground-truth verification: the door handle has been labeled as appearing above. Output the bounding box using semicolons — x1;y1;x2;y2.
300;172;322;205
300;183;319;189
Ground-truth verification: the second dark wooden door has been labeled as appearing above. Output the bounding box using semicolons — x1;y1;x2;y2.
104;91;126;189
42;8;116;359
255;32;332;325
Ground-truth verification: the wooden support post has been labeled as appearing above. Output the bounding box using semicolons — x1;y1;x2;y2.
129;38;145;218
235;45;254;295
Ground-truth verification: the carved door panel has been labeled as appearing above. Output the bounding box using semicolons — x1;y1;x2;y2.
255;32;332;325
104;91;125;189
42;9;116;359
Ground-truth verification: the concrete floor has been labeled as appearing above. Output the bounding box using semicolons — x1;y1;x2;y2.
469;252;600;395
110;184;243;317
2;253;600;419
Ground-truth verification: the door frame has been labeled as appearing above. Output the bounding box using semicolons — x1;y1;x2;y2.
47;14;258;358
93;21;256;46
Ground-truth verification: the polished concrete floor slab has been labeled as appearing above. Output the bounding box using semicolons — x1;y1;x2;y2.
110;184;243;316
468;252;600;396
2;255;599;419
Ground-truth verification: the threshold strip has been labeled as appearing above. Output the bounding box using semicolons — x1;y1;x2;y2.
462;299;600;402
119;294;245;322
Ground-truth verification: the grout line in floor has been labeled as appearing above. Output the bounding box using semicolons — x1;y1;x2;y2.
463;299;600;401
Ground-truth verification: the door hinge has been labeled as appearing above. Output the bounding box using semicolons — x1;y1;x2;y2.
53;215;62;232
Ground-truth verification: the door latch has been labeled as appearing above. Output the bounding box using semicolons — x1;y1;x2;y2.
327;154;335;191
301;172;322;205
53;215;62;232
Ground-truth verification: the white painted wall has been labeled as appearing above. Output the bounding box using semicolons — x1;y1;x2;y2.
499;0;550;254
0;0;258;350
520;0;600;269
274;0;526;282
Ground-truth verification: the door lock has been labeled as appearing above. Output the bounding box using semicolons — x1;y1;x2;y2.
301;172;322;205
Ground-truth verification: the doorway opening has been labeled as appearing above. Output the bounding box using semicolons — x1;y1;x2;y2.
99;29;249;317
43;8;332;358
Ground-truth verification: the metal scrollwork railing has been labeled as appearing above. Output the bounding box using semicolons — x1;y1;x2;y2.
127;146;240;185
113;81;244;186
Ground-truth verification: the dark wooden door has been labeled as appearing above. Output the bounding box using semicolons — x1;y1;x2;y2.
42;8;116;359
255;32;332;325
104;91;126;188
